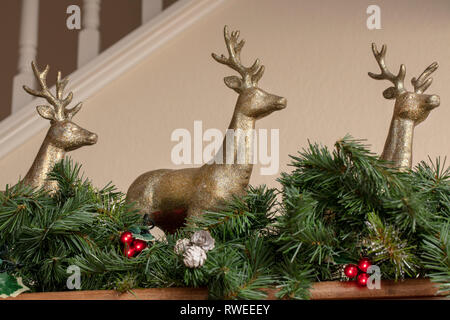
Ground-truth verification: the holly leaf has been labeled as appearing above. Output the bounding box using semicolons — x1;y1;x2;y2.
129;226;141;234
133;233;154;242
0;272;30;298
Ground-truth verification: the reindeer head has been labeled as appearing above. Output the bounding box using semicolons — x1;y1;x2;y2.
212;26;287;119
368;43;440;125
23;62;98;151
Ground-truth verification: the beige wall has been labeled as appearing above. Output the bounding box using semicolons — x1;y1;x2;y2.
0;0;449;195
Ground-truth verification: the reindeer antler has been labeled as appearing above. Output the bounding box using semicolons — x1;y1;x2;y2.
212;26;265;87
368;43;406;97
23;61;81;121
411;62;438;94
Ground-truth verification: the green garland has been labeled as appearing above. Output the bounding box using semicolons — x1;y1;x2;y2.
0;136;448;299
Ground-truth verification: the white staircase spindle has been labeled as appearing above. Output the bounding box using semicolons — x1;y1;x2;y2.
11;0;39;114
77;0;101;68
142;0;163;24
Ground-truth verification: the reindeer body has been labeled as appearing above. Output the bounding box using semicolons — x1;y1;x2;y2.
127;26;286;233
127;164;252;233
369;44;440;170
19;62;97;192
128;110;257;233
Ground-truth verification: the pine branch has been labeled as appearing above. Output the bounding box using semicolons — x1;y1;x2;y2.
0;183;50;239
421;221;450;294
273;190;339;267
213;236;275;300
1;158;146;291
185;185;277;241
363;212;419;280
1;141;448;299
275;257;314;300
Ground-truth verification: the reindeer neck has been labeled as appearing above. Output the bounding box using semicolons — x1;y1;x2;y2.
202;103;256;182
219;108;255;166
23;131;66;191
380;116;415;170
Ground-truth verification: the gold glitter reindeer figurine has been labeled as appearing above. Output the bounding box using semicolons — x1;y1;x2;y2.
369;43;440;170
127;26;287;234
21;62;98;192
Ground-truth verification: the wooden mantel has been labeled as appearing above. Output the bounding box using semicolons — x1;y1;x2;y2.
4;279;447;300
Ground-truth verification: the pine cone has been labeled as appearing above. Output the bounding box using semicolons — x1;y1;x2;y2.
183;245;207;268
190;230;215;252
174;238;191;255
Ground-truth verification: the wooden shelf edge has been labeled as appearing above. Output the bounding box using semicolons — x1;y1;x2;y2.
3;279;447;300
4;287;209;300
267;278;447;300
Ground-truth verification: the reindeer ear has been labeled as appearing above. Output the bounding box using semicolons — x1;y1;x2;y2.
65;102;82;119
382;87;398;100
36;105;55;120
224;76;243;93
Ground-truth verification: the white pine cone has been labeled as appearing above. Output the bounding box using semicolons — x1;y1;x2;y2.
174;238;191;255
183;245;207;268
190;230;215;252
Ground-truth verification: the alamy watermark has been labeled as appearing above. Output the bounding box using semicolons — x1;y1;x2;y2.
66;265;81;290
66;5;81;30
171;121;280;176
366;265;381;289
367;5;381;30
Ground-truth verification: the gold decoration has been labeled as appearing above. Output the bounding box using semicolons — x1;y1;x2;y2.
127;26;287;233
369;43;440;170
21;62;98;192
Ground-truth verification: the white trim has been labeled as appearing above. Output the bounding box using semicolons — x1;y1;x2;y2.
0;0;225;160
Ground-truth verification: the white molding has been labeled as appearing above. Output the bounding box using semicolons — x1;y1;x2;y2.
0;0;225;160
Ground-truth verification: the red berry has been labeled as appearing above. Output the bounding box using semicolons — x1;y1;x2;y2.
120;231;134;245
357;273;369;287
133;239;147;252
124;245;136;258
358;258;372;273
344;264;358;278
